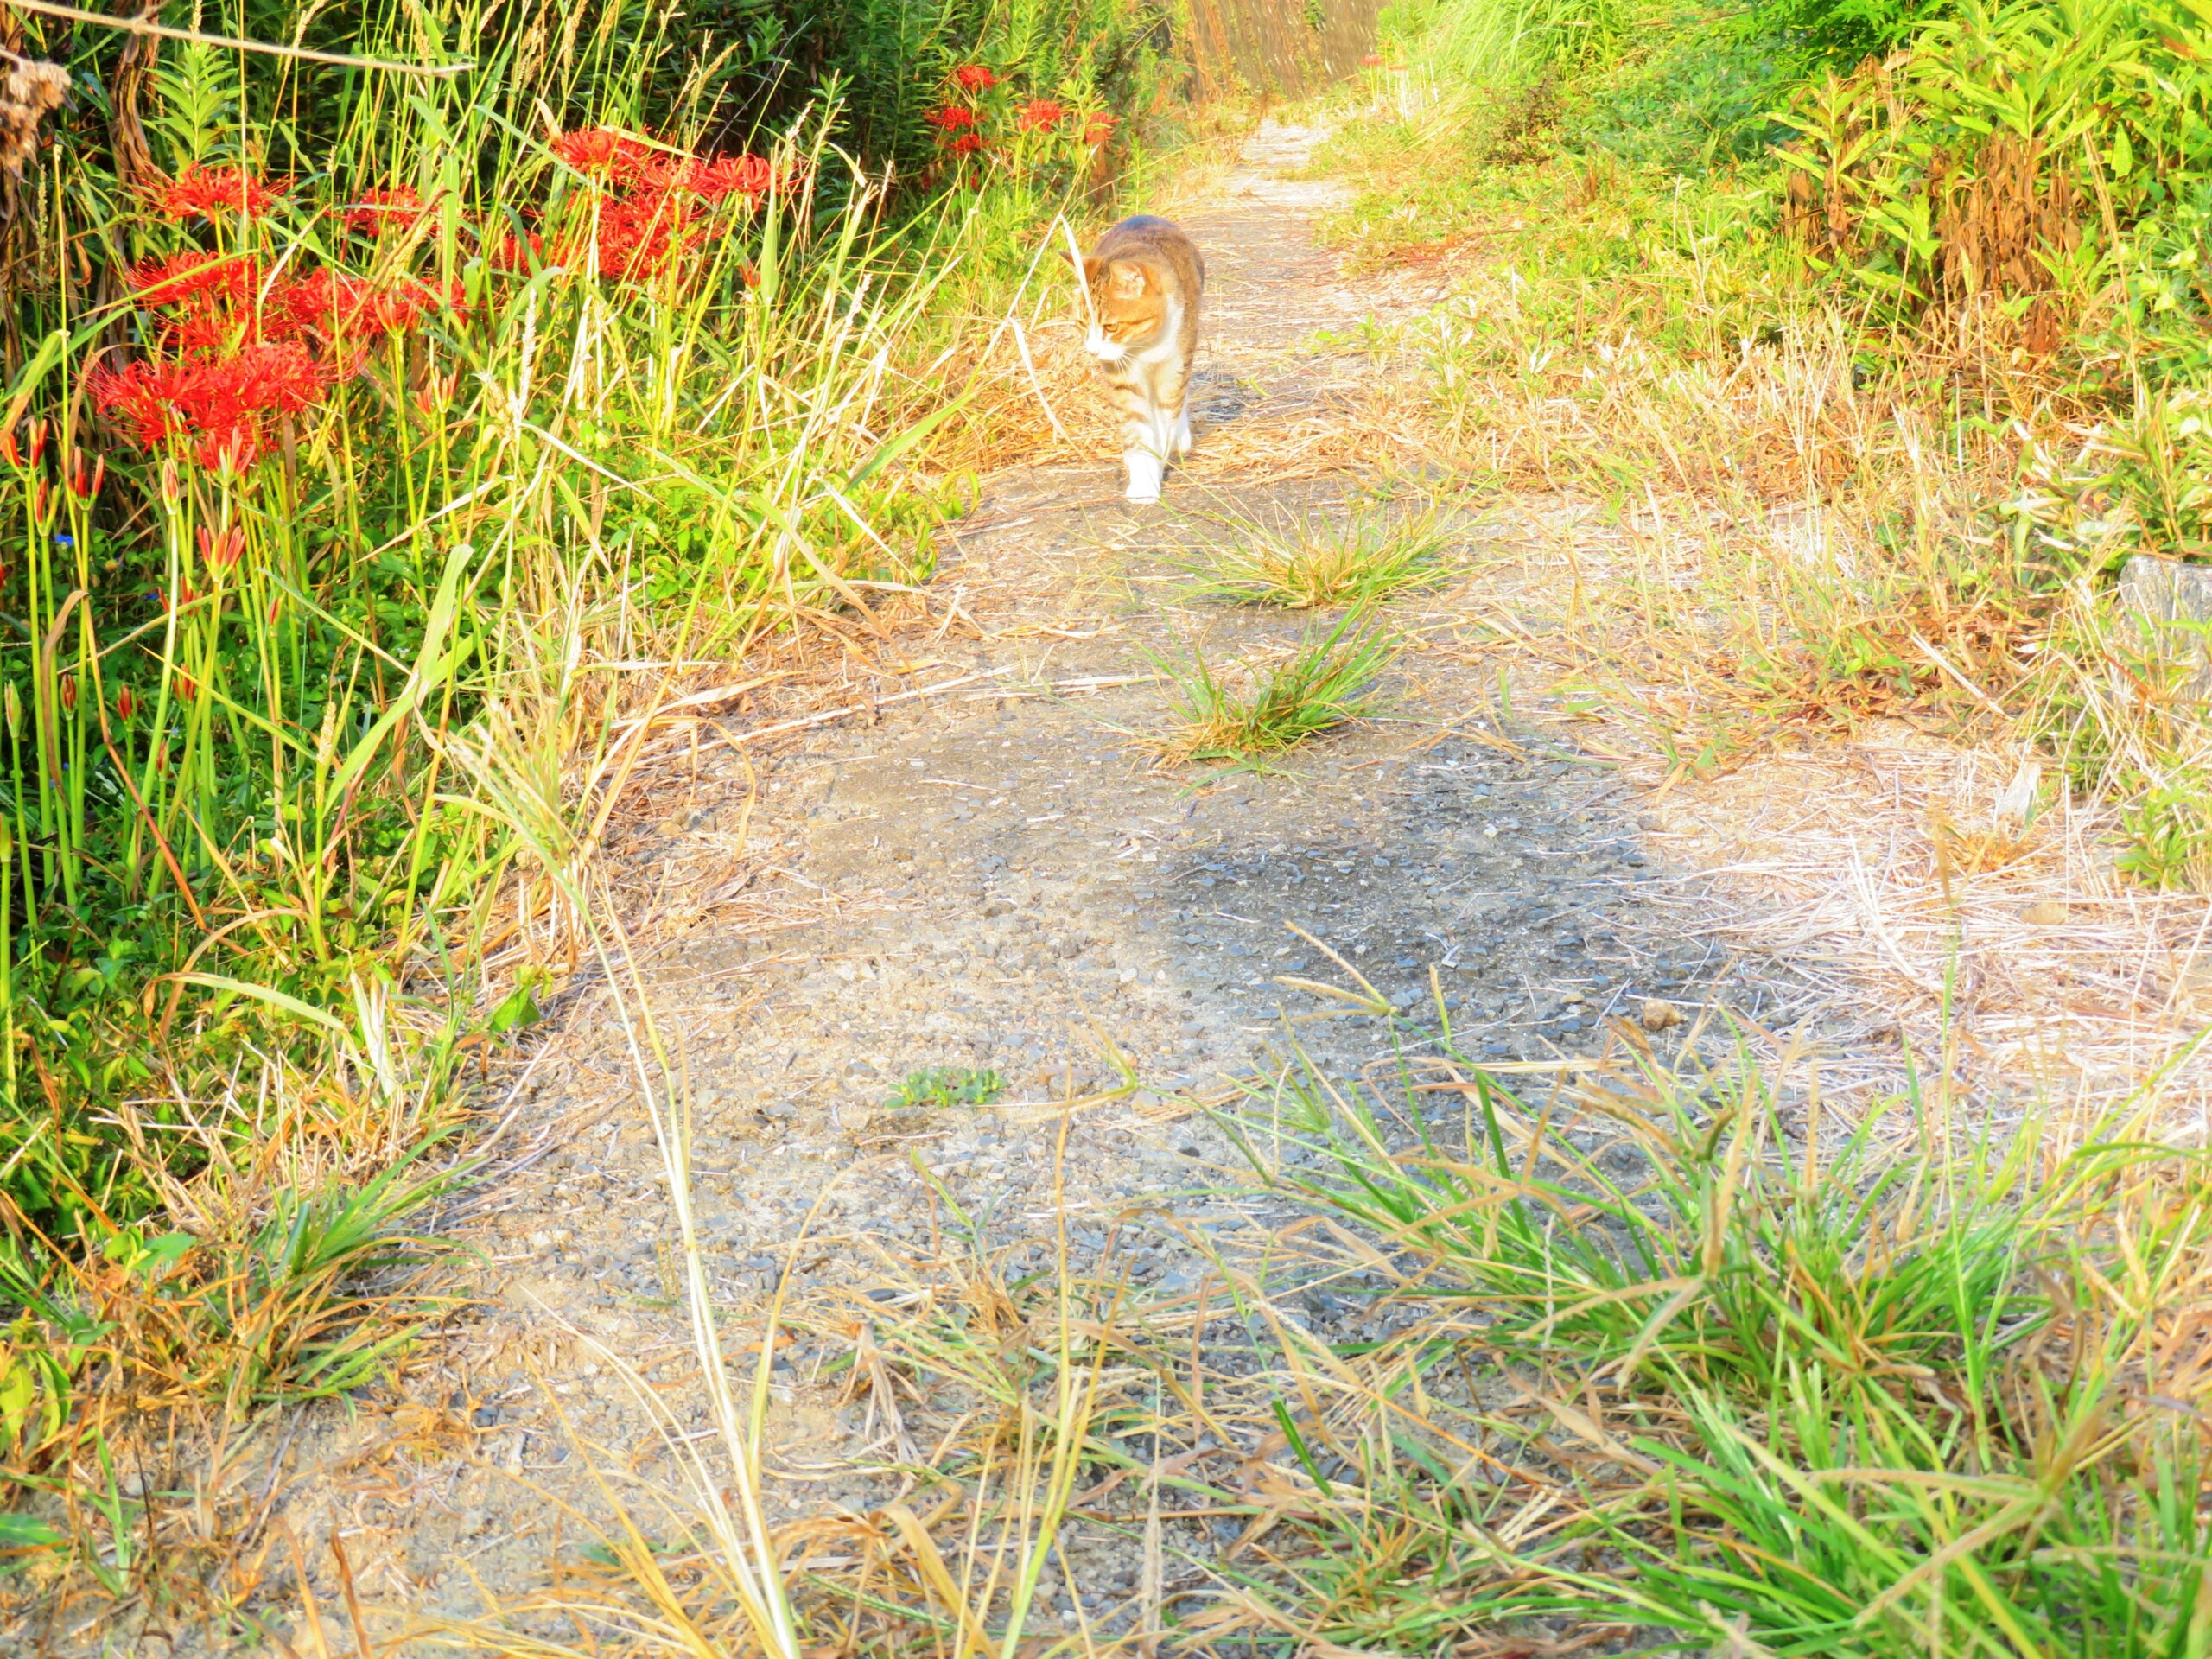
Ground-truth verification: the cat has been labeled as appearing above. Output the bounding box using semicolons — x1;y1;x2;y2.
1077;214;1205;505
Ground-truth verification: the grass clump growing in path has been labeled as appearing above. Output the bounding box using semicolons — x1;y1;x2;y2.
1197;1016;2212;1656
884;1065;1006;1110
1181;509;1453;609
1149;612;1395;764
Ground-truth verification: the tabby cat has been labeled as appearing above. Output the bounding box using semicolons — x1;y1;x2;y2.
1077;214;1205;505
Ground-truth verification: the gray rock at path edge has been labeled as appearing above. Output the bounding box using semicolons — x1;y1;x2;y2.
2118;555;2212;697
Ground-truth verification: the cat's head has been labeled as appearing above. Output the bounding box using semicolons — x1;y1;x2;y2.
1078;256;1169;363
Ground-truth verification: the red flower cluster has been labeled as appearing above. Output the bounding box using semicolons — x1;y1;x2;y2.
515;130;792;282
676;153;780;200
550;126;653;177
99;237;469;472
130;251;261;307
594;189;693;281
493;230;546;271
149;165;290;221
283;270;468;340
343;186;426;232
919;61;1116;190
0;420;47;468
92;341;325;474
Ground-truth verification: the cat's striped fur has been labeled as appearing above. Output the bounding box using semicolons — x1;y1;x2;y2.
1078;214;1204;504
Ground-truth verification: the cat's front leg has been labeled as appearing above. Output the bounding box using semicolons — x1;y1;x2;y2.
1123;447;1164;505
1172;402;1193;459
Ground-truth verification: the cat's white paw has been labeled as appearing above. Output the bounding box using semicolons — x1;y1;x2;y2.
1123;452;1164;504
1172;409;1194;458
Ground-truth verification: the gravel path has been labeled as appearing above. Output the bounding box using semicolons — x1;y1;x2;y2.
245;121;1792;1655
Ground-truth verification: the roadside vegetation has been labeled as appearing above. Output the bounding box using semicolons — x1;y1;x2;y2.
0;0;1185;1619
1191;0;2212;1649
1335;0;2212;883
11;0;2212;1649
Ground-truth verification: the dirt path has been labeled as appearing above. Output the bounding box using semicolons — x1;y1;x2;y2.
246;121;1882;1652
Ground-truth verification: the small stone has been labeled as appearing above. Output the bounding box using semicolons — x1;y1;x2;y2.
1639;999;1683;1032
2120;555;2212;696
2021;899;2069;925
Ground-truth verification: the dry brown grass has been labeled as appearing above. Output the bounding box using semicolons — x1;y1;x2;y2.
1278;85;2212;1118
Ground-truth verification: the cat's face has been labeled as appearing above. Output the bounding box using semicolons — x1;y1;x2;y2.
1081;257;1167;363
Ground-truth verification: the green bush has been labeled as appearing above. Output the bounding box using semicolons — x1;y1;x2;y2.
1775;0;2212;318
1744;0;1951;65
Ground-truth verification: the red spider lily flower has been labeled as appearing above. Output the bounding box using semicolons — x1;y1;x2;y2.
946;133;986;158
673;156;732;199
1362;52;1384;66
151;165;290;220
225;340;326;417
91;360;202;446
594;188;706;280
117;685;137;722
281;270;432;340
168;304;245;357
1017;98;1066;132
551;127;653;180
130;252;264;307
342;185;425;231
173;669;198;702
195;524;246;571
0;419;41;468
954;64;998;92
58;674;76;714
92;341;324;458
31;477;50;523
925;105;977;133
738;262;760;289
67;455;105;500
411;367;462;421
1083;112;1117;146
424;276;471;323
193;425;261;477
680;153;779;203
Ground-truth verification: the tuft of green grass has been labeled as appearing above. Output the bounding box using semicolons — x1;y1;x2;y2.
884;1066;1007;1111
1199;1009;2212;1656
1149;611;1395;763
1179;510;1454;610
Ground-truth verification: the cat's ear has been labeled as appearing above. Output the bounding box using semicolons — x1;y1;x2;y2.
1106;258;1150;298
